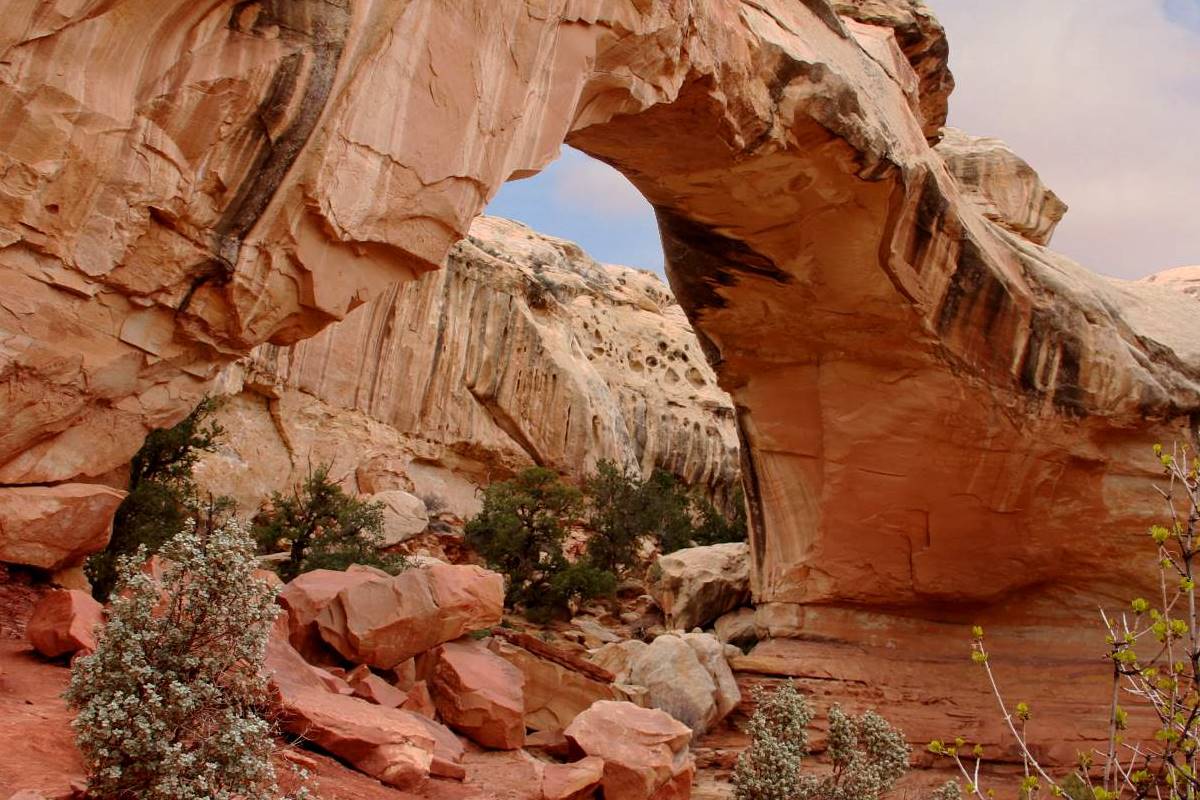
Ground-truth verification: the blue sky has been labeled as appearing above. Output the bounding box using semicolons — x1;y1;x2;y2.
485;0;1200;281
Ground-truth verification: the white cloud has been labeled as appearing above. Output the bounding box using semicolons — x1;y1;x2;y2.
935;0;1200;279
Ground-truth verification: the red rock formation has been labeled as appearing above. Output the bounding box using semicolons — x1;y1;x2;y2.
430;640;527;751
3;0;1200;782
565;701;694;800
26;589;103;659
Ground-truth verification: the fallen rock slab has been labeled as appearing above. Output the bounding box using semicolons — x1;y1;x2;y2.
0;485;125;570
488;635;626;732
565;701;693;800
26;589;103;659
431;639;525;749
318;564;503;668
264;619;465;788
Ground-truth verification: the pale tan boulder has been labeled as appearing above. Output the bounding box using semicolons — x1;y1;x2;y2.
713;607;757;649
626;635;718;736
678;632;740;723
0;485;124;570
371;490;428;545
316;563;503;668
651;543;750;632
594;634;738;735
26;589;103;659
356;455;416;494
564;701;694;800
589;640;647;685
430;639;525;750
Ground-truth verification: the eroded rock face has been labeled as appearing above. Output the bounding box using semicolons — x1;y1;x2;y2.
935;127;1067;245
196;215;741;518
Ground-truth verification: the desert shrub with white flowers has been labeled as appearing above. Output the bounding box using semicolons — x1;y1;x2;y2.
66;515;303;800
732;680;952;800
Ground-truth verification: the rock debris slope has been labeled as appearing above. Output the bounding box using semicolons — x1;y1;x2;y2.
196;216;740;515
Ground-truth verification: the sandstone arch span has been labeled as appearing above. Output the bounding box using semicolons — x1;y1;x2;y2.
2;0;1199;634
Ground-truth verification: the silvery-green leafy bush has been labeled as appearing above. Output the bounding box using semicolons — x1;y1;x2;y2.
733;681;955;800
67;517;301;800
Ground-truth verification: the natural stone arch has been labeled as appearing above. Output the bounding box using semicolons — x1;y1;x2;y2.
1;0;1198;627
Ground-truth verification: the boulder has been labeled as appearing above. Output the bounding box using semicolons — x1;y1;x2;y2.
371;490;429;545
678;632;741;722
264;618;464;788
317;563;503;668
627;635;719;735
350;671;409;708
590;640;647;684
26;589;103;658
356;455;416;495
650;543;750;632
542;757;606;800
430;639;525;750
564;701;693;800
277;566;389;657
713;607;758;649
402;680;437;719
595;634;738;735
488;636;627;731
0;485;125;570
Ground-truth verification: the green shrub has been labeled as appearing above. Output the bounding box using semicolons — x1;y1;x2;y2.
583;459;747;567
733;682;932;800
253;463;404;583
691;485;750;547
583;459;650;574
87;396;228;601
67;517;301;800
465;467;612;618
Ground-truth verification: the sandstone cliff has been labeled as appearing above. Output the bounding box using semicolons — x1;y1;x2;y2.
3;0;1200;780
196;216;740;515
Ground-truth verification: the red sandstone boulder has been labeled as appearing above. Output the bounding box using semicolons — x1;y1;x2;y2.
0;485;125;570
402;680;437;719
27;589;103;658
564;701;694;800
264;617;465;787
431;639;525;750
542;757;605;800
277;566;389;657
316;564;503;668
351;671;409;708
